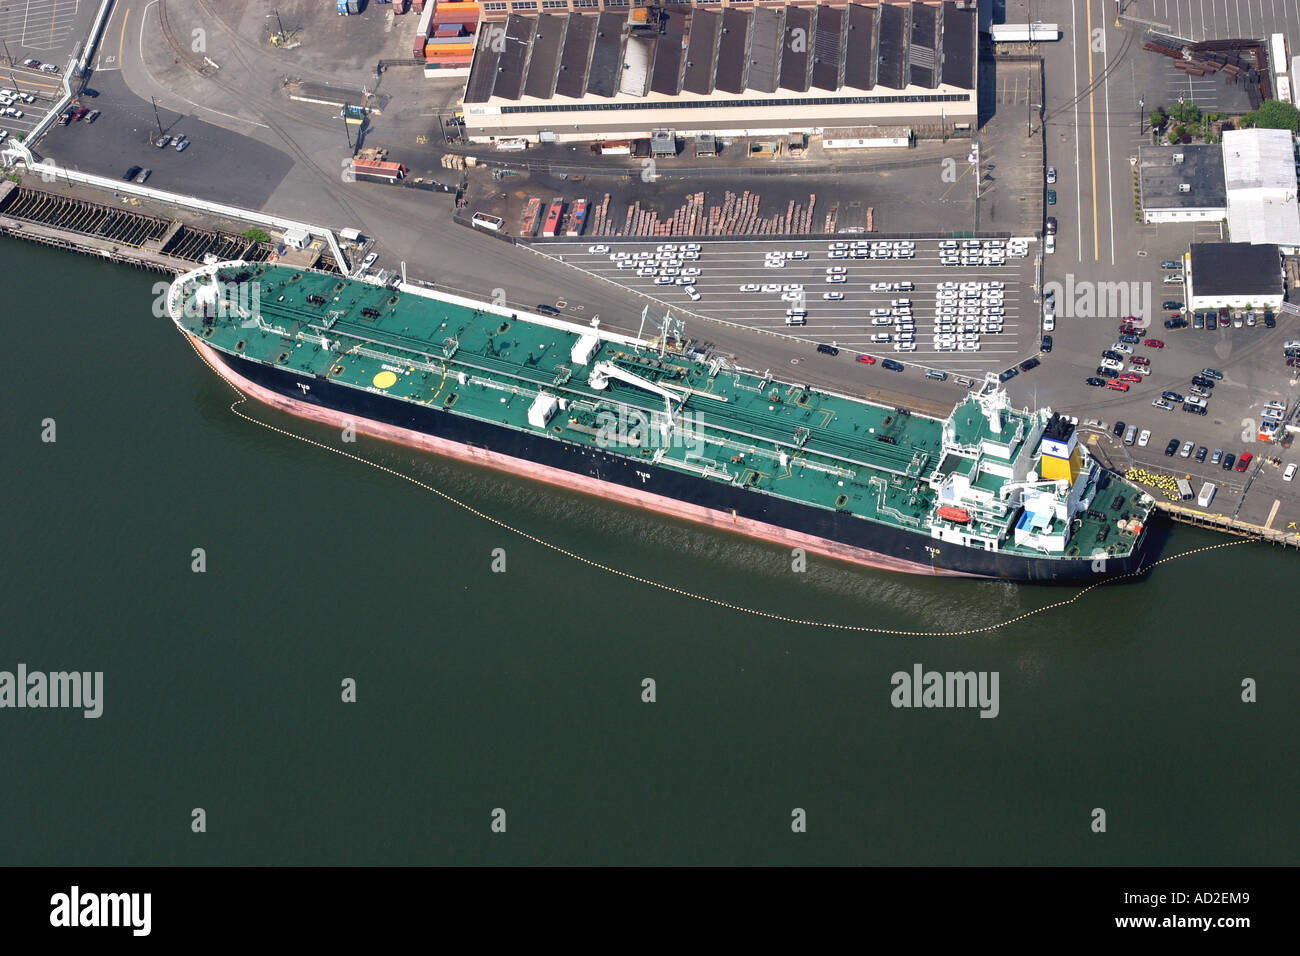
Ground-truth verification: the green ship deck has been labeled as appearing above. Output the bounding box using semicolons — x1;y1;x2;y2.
170;262;1151;562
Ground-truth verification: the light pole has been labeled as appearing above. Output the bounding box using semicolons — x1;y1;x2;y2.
1138;96;1144;134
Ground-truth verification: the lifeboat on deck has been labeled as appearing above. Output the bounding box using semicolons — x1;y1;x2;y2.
937;506;971;524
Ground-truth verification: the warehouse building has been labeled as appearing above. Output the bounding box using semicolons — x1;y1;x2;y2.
1185;242;1286;311
1137;145;1226;224
461;1;978;144
1222;128;1300;253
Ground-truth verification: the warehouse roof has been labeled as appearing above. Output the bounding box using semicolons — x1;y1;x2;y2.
716;8;751;95
555;12;596;98
1138;145;1227;209
747;7;784;94
1222;128;1300;249
1188;242;1283;297
940;0;975;88
683;8;720;95
463;1;977;104
523;14;566;99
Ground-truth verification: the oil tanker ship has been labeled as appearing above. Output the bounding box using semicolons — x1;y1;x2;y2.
167;261;1157;581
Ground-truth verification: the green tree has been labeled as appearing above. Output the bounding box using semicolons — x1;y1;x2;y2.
1150;107;1167;129
1169;100;1202;125
242;227;272;243
1240;99;1299;132
1167;126;1182;144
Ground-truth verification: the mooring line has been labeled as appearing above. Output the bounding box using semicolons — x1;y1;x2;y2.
186;336;1250;636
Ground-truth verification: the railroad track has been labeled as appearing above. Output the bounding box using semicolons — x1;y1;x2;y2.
157;0;216;77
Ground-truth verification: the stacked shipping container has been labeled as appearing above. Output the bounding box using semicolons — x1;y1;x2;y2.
413;1;480;68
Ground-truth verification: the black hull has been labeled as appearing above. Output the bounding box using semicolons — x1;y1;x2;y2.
212;349;1157;582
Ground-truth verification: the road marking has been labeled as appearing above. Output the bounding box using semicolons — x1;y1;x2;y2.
1101;8;1116;266
1086;0;1100;261
118;7;129;71
1070;0;1084;261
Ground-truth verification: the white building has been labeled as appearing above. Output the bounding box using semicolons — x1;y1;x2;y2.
1138;145;1227;223
1185;242;1285;311
1222;128;1300;253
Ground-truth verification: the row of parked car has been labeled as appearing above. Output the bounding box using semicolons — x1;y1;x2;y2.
57;106;100;126
21;58;60;74
813;343;980;388
828;239;914;260
938;237;1027;267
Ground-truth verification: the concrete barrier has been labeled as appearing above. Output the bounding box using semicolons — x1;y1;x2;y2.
18;160;350;272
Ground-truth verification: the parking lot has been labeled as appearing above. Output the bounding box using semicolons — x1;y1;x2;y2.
543;237;1042;375
0;0;83;54
0;0;103;147
1064;307;1300;531
0;64;64;144
38;71;293;208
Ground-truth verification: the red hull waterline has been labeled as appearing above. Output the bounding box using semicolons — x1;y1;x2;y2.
192;337;980;578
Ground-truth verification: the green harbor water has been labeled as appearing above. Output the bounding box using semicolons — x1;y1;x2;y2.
2;238;1296;865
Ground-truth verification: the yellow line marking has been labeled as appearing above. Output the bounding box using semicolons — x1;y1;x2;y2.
1085;0;1100;260
118;8;130;68
181;334;1255;636
937;155;974;201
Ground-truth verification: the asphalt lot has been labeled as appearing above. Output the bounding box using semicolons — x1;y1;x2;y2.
1019;0;1300;532
0;0;95;59
540;238;1041;374
1125;0;1300;44
0;0;102;140
38;70;293;205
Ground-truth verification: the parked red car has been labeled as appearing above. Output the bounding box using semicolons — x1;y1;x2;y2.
1131;355;1150;366
1118;372;1141;384
1235;452;1253;472
1105;380;1130;392
1144;338;1165;348
856;354;876;365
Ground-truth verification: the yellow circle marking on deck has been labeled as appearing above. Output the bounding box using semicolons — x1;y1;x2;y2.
372;370;399;389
